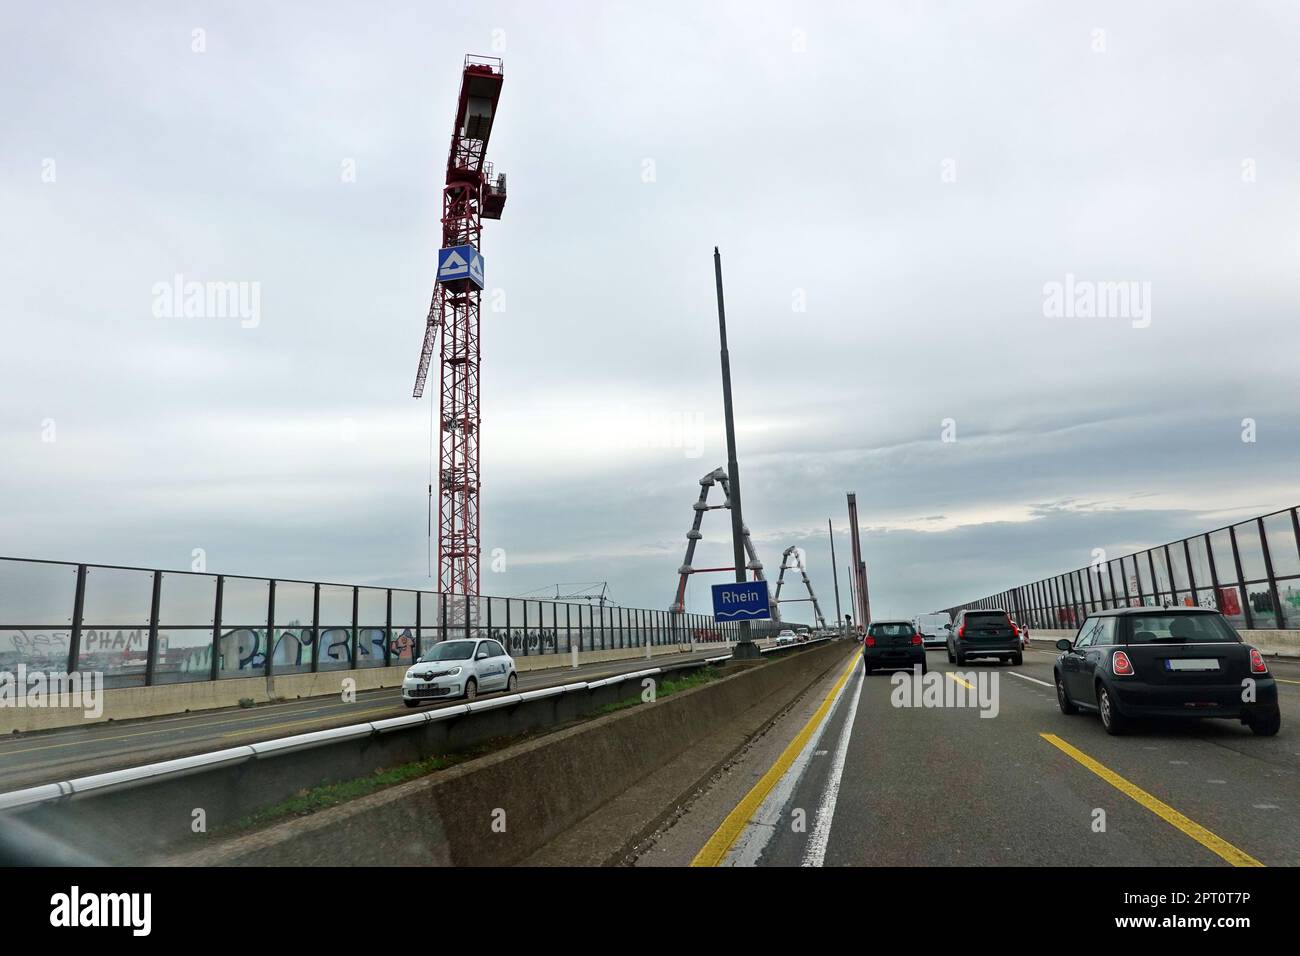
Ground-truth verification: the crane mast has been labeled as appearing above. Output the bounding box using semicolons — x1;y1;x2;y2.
413;55;508;597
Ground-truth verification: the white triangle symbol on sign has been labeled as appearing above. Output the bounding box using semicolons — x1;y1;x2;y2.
439;251;467;276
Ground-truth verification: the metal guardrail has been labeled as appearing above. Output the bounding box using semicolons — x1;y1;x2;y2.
0;640;838;814
0;553;792;689
0;658;736;814
942;505;1300;633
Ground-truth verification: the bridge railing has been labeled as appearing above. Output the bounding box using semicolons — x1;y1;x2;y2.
0;556;783;689
943;505;1300;633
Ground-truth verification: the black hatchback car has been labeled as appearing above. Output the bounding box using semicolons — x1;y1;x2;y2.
1053;607;1280;736
862;619;928;675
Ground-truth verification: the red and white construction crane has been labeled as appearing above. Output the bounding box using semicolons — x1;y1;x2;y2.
413;55;508;596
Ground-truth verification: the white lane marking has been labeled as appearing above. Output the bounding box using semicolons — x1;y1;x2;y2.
724;665;857;866
1008;671;1054;689
802;669;865;868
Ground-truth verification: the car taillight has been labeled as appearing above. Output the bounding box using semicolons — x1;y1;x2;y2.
865;636;876;647
958;624;966;638
1112;650;1135;676
911;634;922;645
1249;648;1268;674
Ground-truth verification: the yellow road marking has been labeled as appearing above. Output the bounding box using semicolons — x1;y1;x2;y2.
220;704;399;739
691;651;859;867
1;724;222;757
1039;733;1264;867
1274;678;1300;686
947;672;975;690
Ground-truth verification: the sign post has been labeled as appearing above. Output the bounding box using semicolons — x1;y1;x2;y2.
712;248;762;660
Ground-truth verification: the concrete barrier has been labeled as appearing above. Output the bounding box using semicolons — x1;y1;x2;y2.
0;641;727;734
166;640;850;867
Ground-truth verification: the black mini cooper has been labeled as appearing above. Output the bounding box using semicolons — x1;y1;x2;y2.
1053;607;1280;736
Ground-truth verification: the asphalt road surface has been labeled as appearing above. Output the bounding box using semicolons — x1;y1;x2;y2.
0;647;732;792
641;643;1300;867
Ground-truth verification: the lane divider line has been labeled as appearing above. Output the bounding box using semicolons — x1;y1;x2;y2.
219;704;398;739
1038;732;1264;867
802;668;864;867
691;651;860;867
946;672;975;691
1008;671;1055;689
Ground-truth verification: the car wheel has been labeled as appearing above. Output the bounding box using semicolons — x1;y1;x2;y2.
1012;652;1023;666
955;651;967;666
1055;674;1078;715
863;660;874;675
464;678;478;701
1097;684;1127;735
506;672;517;692
1246;707;1281;737
403;698;420;708
920;657;929;676
946;646;955;664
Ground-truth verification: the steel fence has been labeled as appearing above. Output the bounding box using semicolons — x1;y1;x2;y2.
0;556;783;689
942;506;1300;633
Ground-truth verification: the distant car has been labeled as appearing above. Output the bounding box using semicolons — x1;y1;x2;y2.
915;613;951;649
774;629;798;646
1013;621;1031;650
862;619;927;675
402;637;517;706
947;608;1023;665
1054;607;1280;736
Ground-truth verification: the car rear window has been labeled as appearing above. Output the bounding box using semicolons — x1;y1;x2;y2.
869;623;915;637
965;612;1008;623
1123;613;1240;644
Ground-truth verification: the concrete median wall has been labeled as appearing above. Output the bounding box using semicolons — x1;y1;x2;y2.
169;640;850;867
0;641;718;734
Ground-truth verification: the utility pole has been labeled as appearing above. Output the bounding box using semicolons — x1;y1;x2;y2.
828;519;843;636
713;247;759;659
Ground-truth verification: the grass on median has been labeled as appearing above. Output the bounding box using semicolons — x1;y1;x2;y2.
217;666;725;837
590;665;723;715
224;744;493;835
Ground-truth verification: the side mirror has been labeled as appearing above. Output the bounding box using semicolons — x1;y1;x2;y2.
1055;639;1072;652
944;623;952;630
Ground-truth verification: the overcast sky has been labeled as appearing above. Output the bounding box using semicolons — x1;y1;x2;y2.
2;1;1299;624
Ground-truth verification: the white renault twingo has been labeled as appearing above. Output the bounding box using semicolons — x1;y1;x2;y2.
402;637;518;706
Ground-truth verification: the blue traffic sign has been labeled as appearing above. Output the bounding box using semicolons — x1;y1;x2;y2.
711;579;771;622
437;244;485;289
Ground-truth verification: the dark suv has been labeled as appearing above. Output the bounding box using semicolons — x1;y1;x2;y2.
1053;607;1281;736
945;608;1022;665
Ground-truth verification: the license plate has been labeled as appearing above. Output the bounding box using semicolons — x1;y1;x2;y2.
1164;659;1220;672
